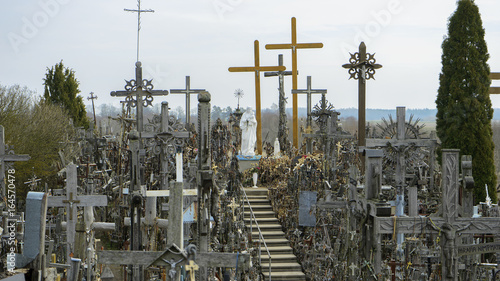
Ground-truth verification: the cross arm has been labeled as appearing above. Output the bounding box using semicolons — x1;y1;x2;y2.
110;90;169;97
365;138;437;148
2;155;30;162
264;71;293;77
490;73;500;80
170;89;205;94
296;43;324;49
47;195;107;207
229;66;286;72
265;43;292;50
292;89;327;94
490;87;500;94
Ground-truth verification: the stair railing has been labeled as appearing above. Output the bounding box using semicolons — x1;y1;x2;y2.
241;185;272;280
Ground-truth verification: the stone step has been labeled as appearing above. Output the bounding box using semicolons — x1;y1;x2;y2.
256;238;290;247
260;254;299;263
244;217;280;225
245;196;271;203
244;211;276;218
263;270;306;281
261;262;302;272
249;224;282;231
252;231;286;239
243;188;268;196
245;195;268;200
264;246;294;255
245;205;273;211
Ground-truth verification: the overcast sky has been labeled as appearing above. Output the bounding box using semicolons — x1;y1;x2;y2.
2;0;500;113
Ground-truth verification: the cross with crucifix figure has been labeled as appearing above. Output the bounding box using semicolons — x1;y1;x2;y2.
0;125;30;200
366;107;437;248
266;17;324;149
292;76;327;153
342;42;382;148
170;76;206;128
373;149;500;280
47;163;107;264
229;40;286;155
264;54;293;152
110;62;169;134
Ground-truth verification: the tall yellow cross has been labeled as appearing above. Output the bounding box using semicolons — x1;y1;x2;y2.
266;17;324;150
229;40;286;155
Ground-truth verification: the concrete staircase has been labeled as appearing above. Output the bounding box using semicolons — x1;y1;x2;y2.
243;187;306;281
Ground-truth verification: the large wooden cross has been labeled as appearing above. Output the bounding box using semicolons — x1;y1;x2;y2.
47;163;108;264
292;76;327;153
110;61;169;133
374;149;500;280
170;76;206;128
0;125;30;199
266;17;324;149
228;40;286;155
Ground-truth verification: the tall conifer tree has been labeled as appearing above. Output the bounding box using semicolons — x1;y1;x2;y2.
44;61;89;129
436;0;496;202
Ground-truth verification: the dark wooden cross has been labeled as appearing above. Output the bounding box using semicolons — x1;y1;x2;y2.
110;61;169;133
170;76;206;128
87;92;98;127
0;125;30;200
264;54;293;152
266;17;324;149
342;42;382;148
292;76;327;153
228;40;286;155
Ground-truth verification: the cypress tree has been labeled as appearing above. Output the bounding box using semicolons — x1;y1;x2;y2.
43;61;90;129
436;0;496;203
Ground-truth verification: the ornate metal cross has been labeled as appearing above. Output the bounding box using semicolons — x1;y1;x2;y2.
228;40;286;155
110;62;168;133
170;76;206;128
266;17;324;149
342;42;382;148
125;0;154;62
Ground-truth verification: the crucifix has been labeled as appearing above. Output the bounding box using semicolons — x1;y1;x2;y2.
124;0;154;62
110;62;169;134
170;76;206;128
342;42;382;148
292;76;327;153
47;163;108;265
264;54;293;152
490;72;500;94
374;149;500;280
228;40;286;155
0;125;30;200
266;17;324;149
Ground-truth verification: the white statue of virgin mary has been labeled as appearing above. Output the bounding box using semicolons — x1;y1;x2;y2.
240;107;257;156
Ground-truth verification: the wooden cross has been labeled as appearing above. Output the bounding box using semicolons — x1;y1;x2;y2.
170;76;206;128
266;17;324;149
229;40;285;155
47;163;108;264
110;62;169;133
185;260;199;281
292;76;327;153
0;125;30;199
490;72;500;94
87;92;98;127
342;42;382;148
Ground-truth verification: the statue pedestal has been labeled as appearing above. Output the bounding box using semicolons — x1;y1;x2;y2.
236;155;261;173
